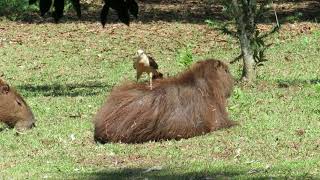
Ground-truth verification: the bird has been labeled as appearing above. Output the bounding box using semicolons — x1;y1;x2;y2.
133;49;163;90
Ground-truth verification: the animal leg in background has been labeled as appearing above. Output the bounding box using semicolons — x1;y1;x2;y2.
136;70;143;82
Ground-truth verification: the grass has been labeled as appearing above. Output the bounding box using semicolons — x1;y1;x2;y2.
1;1;320;179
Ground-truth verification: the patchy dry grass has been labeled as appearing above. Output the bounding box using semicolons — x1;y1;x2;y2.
0;1;320;179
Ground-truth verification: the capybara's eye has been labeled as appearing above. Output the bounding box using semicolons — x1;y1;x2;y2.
16;100;22;106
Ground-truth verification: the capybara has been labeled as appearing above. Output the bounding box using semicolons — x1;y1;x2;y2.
94;59;235;143
0;79;36;131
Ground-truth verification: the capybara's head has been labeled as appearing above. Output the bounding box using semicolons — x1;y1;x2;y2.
0;79;36;131
193;60;234;98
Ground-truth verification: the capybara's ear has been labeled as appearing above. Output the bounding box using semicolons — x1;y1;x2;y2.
0;84;10;94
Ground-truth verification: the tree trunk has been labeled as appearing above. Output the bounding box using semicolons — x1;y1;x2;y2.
236;16;256;82
231;0;256;82
239;34;255;82
241;45;256;82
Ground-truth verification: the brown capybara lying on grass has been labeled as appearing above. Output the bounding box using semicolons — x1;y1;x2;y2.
0;78;36;131
94;59;236;143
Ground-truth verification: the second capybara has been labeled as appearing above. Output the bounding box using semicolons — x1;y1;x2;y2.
0;79;36;131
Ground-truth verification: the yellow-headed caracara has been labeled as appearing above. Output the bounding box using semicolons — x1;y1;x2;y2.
133;49;163;90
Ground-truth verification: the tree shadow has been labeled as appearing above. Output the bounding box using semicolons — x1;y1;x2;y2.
137;0;225;24
77;167;315;179
16;81;113;97
275;0;320;23
1;0;319;24
277;78;320;88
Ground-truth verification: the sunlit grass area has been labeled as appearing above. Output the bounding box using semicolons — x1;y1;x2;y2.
0;1;320;179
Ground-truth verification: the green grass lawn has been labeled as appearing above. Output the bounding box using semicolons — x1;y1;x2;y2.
1;3;320;179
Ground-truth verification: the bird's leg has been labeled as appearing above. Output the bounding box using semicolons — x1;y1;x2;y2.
136;71;142;82
149;72;153;90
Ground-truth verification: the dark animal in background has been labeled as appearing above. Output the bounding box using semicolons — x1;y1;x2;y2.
100;0;139;27
29;0;81;22
134;49;163;90
94;59;236;144
0;79;36;131
52;0;65;22
70;0;81;18
39;0;52;16
29;0;38;5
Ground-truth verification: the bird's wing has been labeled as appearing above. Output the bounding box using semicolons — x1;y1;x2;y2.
148;55;158;69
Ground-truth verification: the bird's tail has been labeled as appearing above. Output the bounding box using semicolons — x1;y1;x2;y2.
152;71;163;80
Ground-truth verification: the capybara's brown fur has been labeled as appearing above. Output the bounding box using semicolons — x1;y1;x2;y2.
0;79;36;131
94;59;236;143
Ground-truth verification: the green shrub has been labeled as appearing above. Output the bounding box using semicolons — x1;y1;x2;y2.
0;0;37;20
176;45;194;68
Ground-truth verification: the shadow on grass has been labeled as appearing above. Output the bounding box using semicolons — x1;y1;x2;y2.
2;0;319;25
0;0;224;24
277;78;320;88
275;0;320;23
81;168;245;180
16;81;113;97
78;167;315;179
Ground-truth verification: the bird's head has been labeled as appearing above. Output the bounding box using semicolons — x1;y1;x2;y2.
137;49;145;57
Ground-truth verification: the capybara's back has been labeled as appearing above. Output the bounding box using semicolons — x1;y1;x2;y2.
0;79;36;131
94;59;235;143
